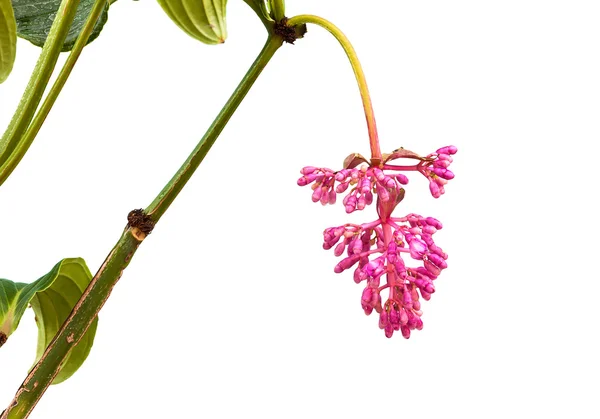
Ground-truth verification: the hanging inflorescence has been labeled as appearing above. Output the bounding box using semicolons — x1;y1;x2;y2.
298;146;457;338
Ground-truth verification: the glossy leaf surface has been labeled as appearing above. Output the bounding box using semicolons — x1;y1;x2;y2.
11;0;109;51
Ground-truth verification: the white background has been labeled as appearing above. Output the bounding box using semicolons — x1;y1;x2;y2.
1;0;599;418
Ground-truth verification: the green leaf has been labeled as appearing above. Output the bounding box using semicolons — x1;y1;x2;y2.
0;258;98;384
0;0;17;83
11;0;110;51
157;0;227;45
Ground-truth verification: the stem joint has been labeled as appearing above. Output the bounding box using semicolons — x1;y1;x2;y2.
127;209;155;240
274;18;307;44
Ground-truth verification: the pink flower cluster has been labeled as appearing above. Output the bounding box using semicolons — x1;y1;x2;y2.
416;145;457;198
298;165;408;213
298;146;457;338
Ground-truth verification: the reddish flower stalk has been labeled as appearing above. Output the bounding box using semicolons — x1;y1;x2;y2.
298;146;457;338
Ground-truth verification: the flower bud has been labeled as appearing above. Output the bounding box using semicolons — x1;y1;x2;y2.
334;255;360;273
301;166;317;175
311;186;322;203
378;310;389;329
335;181;350;193
433;167;455;180
334;242;346;257
436;145;458;155
425;217;443;229
429;180;442;198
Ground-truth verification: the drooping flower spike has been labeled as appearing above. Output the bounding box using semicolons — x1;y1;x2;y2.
298;145;457;338
291;13;456;339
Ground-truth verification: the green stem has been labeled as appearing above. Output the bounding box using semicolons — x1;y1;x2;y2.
0;0;108;186
0;0;82;171
286;14;382;164
1;229;140;419
146;35;283;221
0;34;284;419
270;0;285;21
